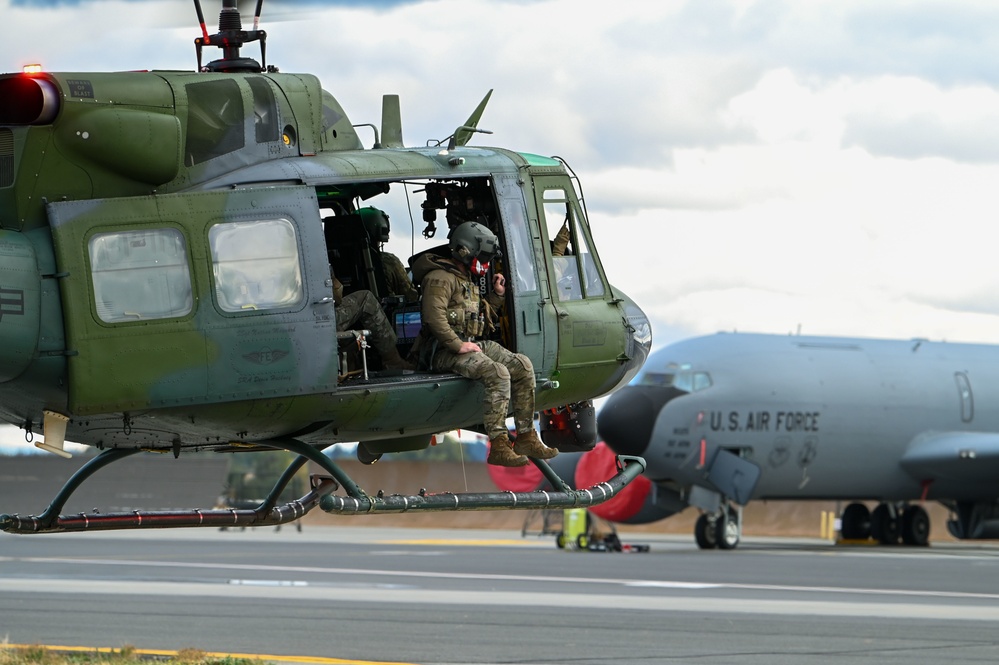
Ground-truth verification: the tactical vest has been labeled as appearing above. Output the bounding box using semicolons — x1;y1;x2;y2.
447;280;487;340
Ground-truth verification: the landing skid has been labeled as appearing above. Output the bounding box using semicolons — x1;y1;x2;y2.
1;439;646;534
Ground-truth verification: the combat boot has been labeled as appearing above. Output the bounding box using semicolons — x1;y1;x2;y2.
513;429;559;460
487;432;529;467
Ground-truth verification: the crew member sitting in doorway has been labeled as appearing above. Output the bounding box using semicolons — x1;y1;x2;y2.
409;221;558;467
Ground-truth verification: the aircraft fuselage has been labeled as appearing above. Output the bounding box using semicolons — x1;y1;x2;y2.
598;332;999;545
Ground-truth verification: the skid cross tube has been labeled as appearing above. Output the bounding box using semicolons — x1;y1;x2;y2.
320;455;646;514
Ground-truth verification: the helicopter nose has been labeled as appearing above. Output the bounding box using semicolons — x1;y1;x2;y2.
597;385;686;458
621;299;652;378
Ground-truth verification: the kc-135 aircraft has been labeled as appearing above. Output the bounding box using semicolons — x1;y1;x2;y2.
509;332;999;549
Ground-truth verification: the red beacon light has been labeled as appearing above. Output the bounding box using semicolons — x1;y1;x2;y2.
0;69;60;125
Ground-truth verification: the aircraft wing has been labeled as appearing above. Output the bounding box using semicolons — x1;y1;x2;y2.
901;431;999;484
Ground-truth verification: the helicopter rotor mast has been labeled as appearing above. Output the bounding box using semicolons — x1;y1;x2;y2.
192;0;269;73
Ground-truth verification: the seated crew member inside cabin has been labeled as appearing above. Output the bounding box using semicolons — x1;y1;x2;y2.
333;277;413;371
409;221;559;467
357;206;419;302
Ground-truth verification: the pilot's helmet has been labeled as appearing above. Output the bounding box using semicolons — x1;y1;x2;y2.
449;221;500;277
358;207;390;244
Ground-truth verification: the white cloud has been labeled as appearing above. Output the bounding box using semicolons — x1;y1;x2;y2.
6;0;999;356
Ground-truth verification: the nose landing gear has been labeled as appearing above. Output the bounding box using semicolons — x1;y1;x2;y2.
695;505;742;550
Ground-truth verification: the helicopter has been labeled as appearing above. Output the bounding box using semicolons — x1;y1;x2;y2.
0;0;651;534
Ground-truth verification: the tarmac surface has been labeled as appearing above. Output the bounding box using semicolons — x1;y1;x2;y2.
2;525;998;665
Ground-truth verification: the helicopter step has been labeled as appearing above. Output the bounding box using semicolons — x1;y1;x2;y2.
0;438;646;534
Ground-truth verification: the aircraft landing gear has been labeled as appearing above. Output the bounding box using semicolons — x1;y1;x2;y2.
839;501;929;546
840;502;871;540
901;505;930;546
694;513;717;549
695;505;741;550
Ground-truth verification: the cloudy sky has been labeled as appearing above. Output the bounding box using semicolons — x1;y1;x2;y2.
6;0;999;353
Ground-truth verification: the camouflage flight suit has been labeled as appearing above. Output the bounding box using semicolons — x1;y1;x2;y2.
333;278;410;369
411;254;536;441
381;252;419;302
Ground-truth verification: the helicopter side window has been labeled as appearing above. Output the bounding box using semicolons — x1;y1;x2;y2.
247;77;279;144
210;219;304;313
185;80;245;165
89;228;193;323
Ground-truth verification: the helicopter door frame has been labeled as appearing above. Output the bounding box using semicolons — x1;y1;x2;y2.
492;173;555;375
530;174;623;398
48;186;337;416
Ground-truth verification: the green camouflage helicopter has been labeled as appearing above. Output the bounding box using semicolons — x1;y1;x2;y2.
0;0;651;534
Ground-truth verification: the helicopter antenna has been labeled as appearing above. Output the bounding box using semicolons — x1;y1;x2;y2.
193;0;269;73
451;89;493;148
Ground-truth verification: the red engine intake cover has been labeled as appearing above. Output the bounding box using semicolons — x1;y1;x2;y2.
574;442;651;522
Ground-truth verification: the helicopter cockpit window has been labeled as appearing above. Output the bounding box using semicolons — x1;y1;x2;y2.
247;77;279;144
185;80;245;165
542;189;606;301
210;219;304;313
89;228;193;323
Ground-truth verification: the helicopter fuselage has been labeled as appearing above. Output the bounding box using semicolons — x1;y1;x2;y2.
0;68;651;455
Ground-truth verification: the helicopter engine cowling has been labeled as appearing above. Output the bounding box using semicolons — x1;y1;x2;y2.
0;76;60;125
0;230;41;382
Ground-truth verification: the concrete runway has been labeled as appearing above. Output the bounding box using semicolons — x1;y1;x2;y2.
2;526;999;664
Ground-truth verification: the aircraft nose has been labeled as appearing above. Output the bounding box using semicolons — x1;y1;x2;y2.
598;385;686;457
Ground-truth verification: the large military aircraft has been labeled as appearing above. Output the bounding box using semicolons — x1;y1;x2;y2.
529;332;999;550
0;0;650;534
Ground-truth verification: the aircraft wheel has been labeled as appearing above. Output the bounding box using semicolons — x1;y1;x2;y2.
871;503;901;545
716;508;741;550
694;513;718;549
556;531;567;549
840;502;871;540
576;534;590;550
901;505;930;546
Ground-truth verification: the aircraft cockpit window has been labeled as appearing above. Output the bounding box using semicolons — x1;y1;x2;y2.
541;189;605;301
185;80;245;165
210;219;304;313
692;371;712;392
498;196;537;293
89;228;193;323
247;77;279;144
639;370;712;392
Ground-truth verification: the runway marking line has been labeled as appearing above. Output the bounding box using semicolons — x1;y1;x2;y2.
378;538;535;546
1;644;419;665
